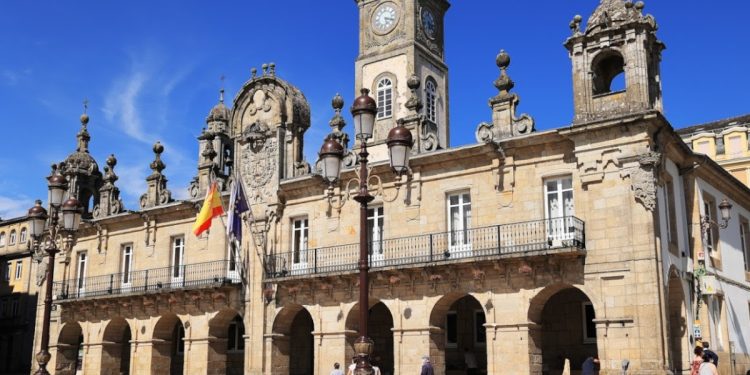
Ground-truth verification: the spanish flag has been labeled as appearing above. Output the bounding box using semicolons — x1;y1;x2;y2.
193;182;224;236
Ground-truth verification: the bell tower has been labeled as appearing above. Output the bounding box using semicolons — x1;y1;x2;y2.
565;0;665;123
354;0;450;154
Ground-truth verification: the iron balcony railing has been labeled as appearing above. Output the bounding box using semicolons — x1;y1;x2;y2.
265;216;585;279
53;260;241;301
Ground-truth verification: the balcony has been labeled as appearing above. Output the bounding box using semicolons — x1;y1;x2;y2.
53;260;241;301
265;216;585;280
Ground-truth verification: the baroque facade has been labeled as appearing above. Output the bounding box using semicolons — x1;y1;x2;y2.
16;0;750;374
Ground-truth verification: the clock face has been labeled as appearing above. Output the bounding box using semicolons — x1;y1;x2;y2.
372;3;399;34
421;8;437;39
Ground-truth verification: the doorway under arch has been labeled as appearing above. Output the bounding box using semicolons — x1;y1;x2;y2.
208;309;245;375
55;322;83;375
345;301;395;375
270;304;314;375
101;317;131;375
667;270;689;372
529;285;598;375
152;313;184;375
429;293;487;374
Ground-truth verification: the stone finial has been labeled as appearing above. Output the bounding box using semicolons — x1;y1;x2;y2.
201;132;218;162
570;15;583;35
93;153;124;218
329;93;345;131
140;141;173;209
251;67;257;79
76;106;91;153
493;50;515;96
262;63;269;76
405;74;423;113
150;142;166;176
635;1;644;11
269;62;276;77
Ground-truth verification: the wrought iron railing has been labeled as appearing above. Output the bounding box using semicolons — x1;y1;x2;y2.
265;216;585;279
53;260;241;301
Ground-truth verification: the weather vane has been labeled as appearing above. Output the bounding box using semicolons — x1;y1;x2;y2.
83;98;89;114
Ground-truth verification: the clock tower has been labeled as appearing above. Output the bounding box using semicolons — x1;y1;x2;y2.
354;0;450;157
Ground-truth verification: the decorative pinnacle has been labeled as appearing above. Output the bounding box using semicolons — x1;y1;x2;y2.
635;1;645;11
329;93;346;131
570;15;582;35
269;62;276;77
261;63;269;76
106;154;117;168
104;154;119;185
150;141;166;175
80;98;90;125
493;50;515;95
405;74;423;113
219;75;225;103
251;67;257;79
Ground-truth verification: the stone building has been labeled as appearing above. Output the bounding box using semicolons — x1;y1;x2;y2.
22;0;750;374
0;216;40;375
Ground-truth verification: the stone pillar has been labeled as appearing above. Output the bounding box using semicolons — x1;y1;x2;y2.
82;342;104;374
129;339;168;374
264;333;289;375
485;323;538;375
392;326;438;375
183;336;221;375
313;330;353;374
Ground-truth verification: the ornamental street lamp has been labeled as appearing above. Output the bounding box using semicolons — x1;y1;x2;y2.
696;198;732;318
318;89;413;375
29;172;82;375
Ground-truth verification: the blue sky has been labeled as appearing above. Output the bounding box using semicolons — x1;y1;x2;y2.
0;1;747;219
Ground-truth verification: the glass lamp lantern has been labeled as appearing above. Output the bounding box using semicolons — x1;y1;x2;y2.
351;89;377;141
719;198;732;222
319;137;345;184
386;123;414;176
27;200;49;239
61;197;82;231
46;174;68;207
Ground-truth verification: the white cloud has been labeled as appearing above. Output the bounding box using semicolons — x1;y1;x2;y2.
0;195;32;220
102;70;150;143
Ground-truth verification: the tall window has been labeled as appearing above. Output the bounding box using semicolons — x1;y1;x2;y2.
174;325;185;355
292;218;309;265
9;230;16;245
710;297;725;350
665;180;678;247
376;78;393;119
728;135;742;155
0;232;5;247
445;311;457;348
545;177;575;241
367;207;385;260
172;237;185;280
15;260;22;280
121;245;133;285
474;310;486;345
695;140;711;155
19;228;27;244
703;194;719;255
425;79;437;123
741;218;750;272
582;302;596;343
2;262;9;281
447;192;472;248
227;316;245;352
77;252;87;292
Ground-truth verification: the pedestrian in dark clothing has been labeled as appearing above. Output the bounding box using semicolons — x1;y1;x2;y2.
702;342;719;367
582;355;600;375
421;355;434;375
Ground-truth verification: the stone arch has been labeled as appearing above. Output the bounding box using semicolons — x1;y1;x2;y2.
101;317;132;375
428;292;487;374
55;322;83;375
591;49;626;95
271;304;314;375
528;283;598;374
667;267;689;373
208;308;245;375
344;300;395;375
152;313;185;375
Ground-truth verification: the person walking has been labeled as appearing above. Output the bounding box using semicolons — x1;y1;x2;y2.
330;362;345;375
463;348;478;375
421;355;435;375
347;358;356;375
581;355;599;375
702;342;719;367
691;346;704;375
698;353;719;375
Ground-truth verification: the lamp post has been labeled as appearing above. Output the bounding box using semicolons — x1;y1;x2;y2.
695;198;732;319
29;172;82;375
318;89;413;375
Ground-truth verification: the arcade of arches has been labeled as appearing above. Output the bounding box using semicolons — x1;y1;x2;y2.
268;286;600;375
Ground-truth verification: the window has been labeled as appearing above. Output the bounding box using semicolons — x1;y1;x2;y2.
3;261;9;281
0;232;5;247
695;140;711;155
292;218;309;265
227;316;245;352
172;237;185;280
19;228;26;244
591;51;625;94
75;336;84;371
76;253;87;292
545;177;575;242
728;135;742;155
445;311;457;348
582;302;596;344
121;245;133;285
703;194;719;255
376;78;393;119
174;325;185;355
15;260;22;280
742;218;750;272
447;192;472;249
10;297;18;317
474;310;486;345
425;79;437;123
710;297;725;351
665;180;678;247
9;230;16;246
367;206;385;263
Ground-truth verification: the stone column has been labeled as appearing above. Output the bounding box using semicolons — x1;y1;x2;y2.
313;330;354;373
182;336;217;375
485;323;539;375
264;333;289;375
129;339;168;374
81;341;104;374
392;326;439;375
